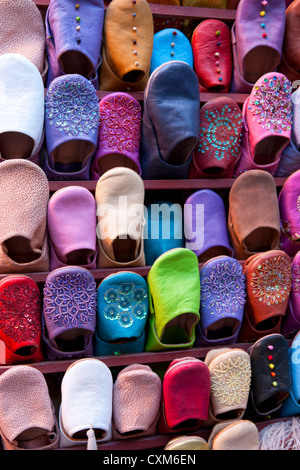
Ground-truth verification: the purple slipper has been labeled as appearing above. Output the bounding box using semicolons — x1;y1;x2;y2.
47;186;98;270
278;169;300;256
281;251;300;338
231;0;286;93
91;92;142;180
184;189;233;263
42;266;97;360
195;256;246;347
45;0;104;88
44;74;100;180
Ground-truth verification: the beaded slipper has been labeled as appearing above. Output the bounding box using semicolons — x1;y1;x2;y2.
44;74;99;180
42;267;97;361
234;73;292;176
91;92;142;180
238;250;292;343
94;271;148;356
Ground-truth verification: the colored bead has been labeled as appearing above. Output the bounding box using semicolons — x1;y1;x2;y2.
170;51;174;57
133;40;137;45
132;0;136;3
268;355;273;361
132;26;137;32
260;11;265;16
217;68;221;73
272;381;278;387
215;61;220;66
261;0;268;5
76;16;80;22
271;372;276;377
132;12;136;16
171;42;175;47
269;363;275;369
218;77;223;81
173;31;177;35
215;52;220;57
262;33;267;38
76;25;80;31
217;41;221;46
216;30;221;36
135;61;139;66
268;345;274;350
75;3;80;8
133;50;137;55
261;23;266;28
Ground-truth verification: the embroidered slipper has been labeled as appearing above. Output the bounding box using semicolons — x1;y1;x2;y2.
0;53;44;165
0;365;59;450
188;97;244;179
0;160;49;273
281;331;300;417
195;256;246;347
203;348;251;427
44;74;99;180
238;250;292;343
91;92;142;180
0;275;43;360
94;271;148;356
234;73;292;176
42;267;97;361
47;186;97;270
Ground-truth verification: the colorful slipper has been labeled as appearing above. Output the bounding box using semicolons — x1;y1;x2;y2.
145;248;200;352
91;92;142;180
94;271;148;356
47;186;97;270
42;267;97;361
44;74;99;180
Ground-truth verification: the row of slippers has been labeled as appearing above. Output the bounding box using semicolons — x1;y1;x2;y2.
0;243;299;364
2;51;300;181
0;159;299;273
3;0;300;94
1;335;300;450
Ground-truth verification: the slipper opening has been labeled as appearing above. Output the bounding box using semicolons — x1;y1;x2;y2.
0;132;34;159
243;46;280;84
59;51;94;79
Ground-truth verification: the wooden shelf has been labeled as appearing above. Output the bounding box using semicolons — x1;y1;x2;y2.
47;177;287;193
